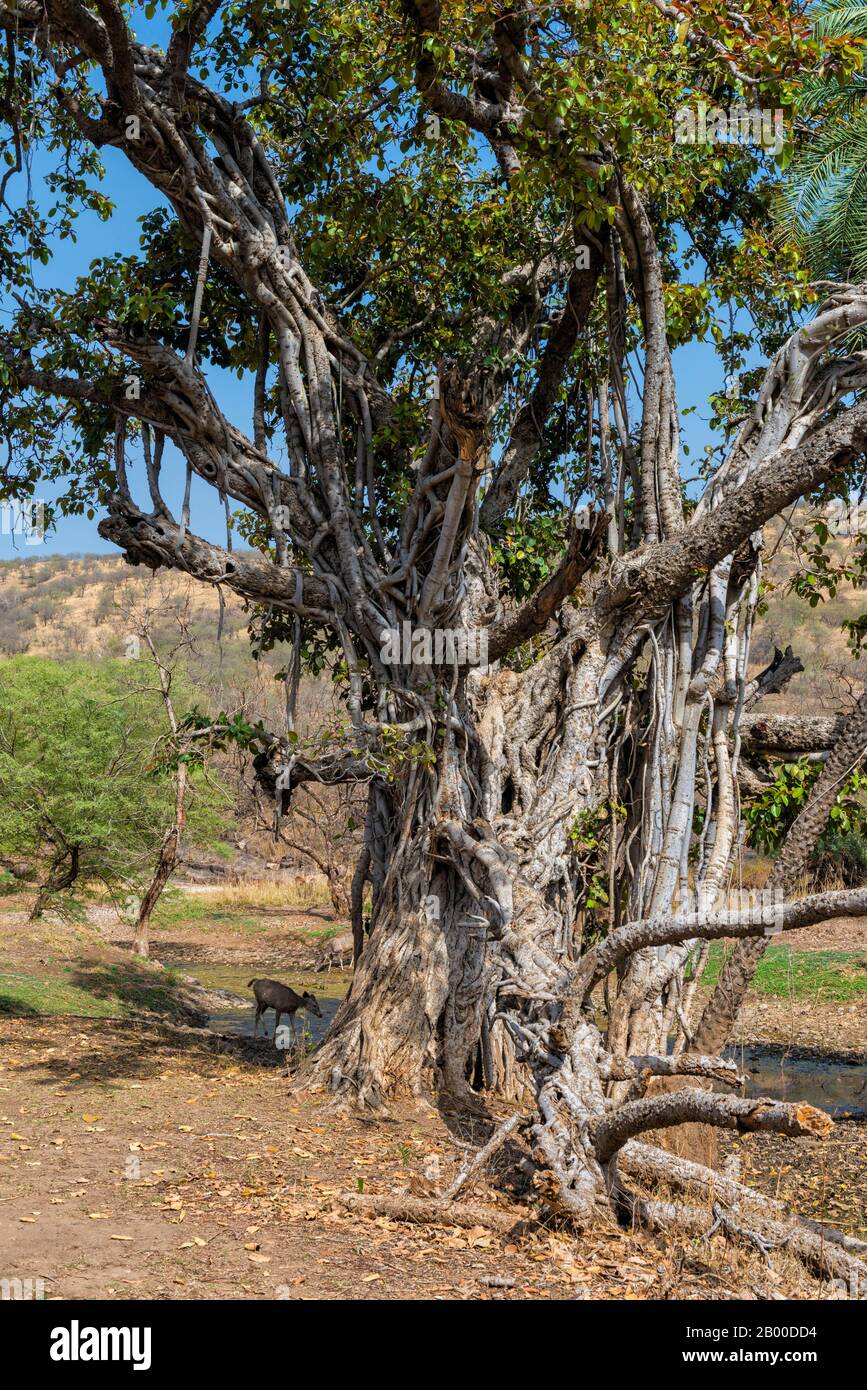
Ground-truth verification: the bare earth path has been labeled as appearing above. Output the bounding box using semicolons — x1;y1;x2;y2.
0;1016;718;1301
0;1012;859;1301
0;898;863;1300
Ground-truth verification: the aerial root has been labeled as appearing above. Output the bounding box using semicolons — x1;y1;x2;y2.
704;1202;792;1265
617;1140;867;1286
441;1111;529;1200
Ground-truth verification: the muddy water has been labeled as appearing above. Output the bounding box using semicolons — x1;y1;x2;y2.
173;960;350;1047
174;959;867;1115
726;1044;867;1120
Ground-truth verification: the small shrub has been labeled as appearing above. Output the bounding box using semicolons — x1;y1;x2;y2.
744;757;867;887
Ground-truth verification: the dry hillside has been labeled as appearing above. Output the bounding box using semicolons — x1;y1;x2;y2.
1;517;865;714
752;514;867;715
0;552;356;882
0;552;251;673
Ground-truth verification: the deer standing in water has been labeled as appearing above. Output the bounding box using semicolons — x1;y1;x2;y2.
248;978;322;1052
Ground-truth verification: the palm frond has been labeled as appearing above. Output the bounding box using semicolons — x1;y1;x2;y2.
775;2;867;275
812;0;867;39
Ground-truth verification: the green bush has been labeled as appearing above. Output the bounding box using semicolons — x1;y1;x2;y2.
744;756;867;885
0;655;231;907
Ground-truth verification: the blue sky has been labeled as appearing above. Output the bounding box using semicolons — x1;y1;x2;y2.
0;140;255;559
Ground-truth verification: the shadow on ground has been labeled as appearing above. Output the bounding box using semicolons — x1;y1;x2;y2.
65;956;201;1020
1;1015;282;1086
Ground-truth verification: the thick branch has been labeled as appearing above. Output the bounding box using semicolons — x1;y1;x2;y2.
600;1054;742;1085
607;397;867;616
743;646;805;710
166;0;221;86
621;1140;867;1284
556;886;867;1036
481;243;607;529
594;1092;832;1165
620;1139;867;1260
740;711;845;755
97;499;336;620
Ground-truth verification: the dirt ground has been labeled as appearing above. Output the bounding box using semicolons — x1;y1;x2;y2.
782;916;867;953
0;1014;846;1302
0;898;864;1301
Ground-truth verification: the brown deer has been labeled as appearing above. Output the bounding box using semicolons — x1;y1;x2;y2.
313;928;355;972
248;978;322;1048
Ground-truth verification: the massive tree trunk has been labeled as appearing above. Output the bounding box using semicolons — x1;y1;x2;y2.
306;636;605;1108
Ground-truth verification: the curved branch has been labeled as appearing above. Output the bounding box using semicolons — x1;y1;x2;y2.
556;885;867;1036
97;499;337;621
594;1092;832;1165
607;396;867;616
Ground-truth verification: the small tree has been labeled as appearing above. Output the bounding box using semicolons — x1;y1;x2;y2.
0;656;227;922
272;782;364;918
120;588;205;957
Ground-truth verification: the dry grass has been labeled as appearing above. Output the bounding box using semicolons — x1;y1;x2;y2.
178;875;333;909
684;858;843;898
734;854;774;890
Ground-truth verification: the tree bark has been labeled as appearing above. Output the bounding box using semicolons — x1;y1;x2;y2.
29;844;79;921
132;761;188;958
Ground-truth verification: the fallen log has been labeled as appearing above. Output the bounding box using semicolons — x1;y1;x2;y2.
336;1192;529;1233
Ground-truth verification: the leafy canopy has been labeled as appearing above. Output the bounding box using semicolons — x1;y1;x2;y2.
0;656;230;896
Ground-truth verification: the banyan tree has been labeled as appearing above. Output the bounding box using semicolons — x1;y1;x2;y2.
2;0;867;1276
